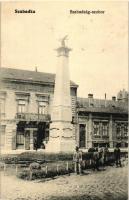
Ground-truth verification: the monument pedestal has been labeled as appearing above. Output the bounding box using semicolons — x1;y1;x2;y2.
46;122;75;153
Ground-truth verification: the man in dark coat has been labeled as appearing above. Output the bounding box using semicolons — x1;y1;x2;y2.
34;138;38;151
93;148;100;171
104;146;109;165
114;144;122;167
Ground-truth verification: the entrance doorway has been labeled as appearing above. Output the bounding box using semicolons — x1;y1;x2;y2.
25;122;49;150
16;121;25;149
37;122;49;148
16;121;49;150
25;130;30;150
79;124;86;148
24;128;38;150
37;122;46;148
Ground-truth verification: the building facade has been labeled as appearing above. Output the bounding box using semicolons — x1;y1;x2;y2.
0;67;128;152
0;67;77;152
76;92;128;149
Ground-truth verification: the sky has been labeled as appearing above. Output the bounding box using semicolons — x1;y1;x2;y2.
1;1;128;99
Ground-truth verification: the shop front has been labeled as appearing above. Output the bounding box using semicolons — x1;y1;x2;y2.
16;121;49;150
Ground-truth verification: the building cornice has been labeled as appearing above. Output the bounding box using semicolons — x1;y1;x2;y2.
2;78;78;88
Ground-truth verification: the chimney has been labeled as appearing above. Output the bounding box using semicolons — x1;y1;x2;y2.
88;94;93;98
112;96;116;101
35;67;38;72
88;94;94;107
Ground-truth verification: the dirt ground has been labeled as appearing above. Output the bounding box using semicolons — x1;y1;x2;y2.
0;163;128;200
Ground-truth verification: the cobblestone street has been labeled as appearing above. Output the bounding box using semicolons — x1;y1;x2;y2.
1;164;128;200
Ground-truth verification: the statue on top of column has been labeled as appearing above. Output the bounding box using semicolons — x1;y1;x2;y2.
60;35;68;47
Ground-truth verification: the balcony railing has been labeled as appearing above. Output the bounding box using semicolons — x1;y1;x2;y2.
93;135;101;139
116;135;128;140
102;135;109;139
93;135;109;139
15;113;51;121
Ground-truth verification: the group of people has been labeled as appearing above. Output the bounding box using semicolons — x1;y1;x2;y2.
33;137;122;174
73;144;122;175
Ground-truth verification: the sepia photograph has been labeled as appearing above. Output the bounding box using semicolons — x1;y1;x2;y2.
0;1;128;200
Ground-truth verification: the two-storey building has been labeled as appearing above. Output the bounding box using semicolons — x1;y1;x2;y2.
0;67;128;153
77;91;128;149
0;67;78;152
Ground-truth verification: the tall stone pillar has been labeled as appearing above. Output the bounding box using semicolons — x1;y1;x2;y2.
109;115;113;148
45;38;75;153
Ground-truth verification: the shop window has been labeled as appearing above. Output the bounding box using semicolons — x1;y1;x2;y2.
16;123;25;149
16;132;24;149
17;132;24;144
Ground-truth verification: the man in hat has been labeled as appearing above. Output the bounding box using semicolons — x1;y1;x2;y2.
93;148;100;171
114;143;122;167
73;146;83;174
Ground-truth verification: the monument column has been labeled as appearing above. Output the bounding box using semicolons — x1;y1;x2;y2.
46;37;75;153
